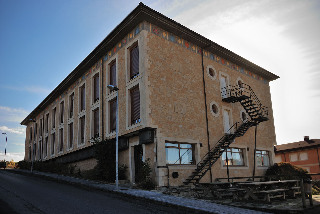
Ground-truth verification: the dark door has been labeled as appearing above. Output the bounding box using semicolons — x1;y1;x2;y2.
134;145;143;183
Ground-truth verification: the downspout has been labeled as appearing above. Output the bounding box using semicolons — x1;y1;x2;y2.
201;47;212;182
101;59;104;140
252;125;257;180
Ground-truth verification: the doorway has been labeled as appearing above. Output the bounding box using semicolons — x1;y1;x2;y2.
133;145;143;183
220;74;228;98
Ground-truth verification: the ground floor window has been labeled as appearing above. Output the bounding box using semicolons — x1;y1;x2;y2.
222;148;244;166
256;150;270;167
165;142;194;164
51;133;55;155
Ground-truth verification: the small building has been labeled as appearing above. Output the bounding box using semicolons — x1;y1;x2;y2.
274;136;320;180
21;3;279;186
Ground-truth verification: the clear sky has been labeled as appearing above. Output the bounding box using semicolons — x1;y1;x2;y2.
1;0;319;162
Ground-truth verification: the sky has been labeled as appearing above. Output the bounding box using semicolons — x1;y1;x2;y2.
0;0;319;162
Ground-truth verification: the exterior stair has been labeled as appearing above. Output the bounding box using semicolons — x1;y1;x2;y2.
183;83;268;185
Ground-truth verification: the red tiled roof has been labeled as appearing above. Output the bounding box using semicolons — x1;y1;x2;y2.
275;139;320;152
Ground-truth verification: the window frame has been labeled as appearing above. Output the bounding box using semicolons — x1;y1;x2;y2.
109;98;117;133
130;85;140;125
68;122;74;149
92;108;99;138
59;128;63;153
79;84;86;112
222;148;245;167
165;141;195;165
129;42;139;80
255;150;270;167
92;73;100;103
59;101;64;124
69;92;74;119
78;115;86;146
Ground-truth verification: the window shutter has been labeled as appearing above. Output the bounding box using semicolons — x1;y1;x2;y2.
94;75;99;101
130;44;139;79
94;109;99;137
130;86;140;124
110;99;117;132
81;86;85;111
110;62;117;87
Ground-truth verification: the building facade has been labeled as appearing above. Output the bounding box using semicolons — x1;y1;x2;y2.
275;137;320;180
21;3;279;186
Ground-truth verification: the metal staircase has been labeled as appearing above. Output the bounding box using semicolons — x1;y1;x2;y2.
183;83;268;185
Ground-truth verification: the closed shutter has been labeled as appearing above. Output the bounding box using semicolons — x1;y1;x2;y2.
110;62;117;87
69;123;73;148
81;86;85;111
94;75;99;101
130;86;140;125
130;44;139;79
110;99;117;132
60;102;64;123
80;116;85;144
94;109;99;137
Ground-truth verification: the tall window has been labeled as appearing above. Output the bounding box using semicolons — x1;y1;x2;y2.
165;142;194;164
79;116;85;144
68;123;73;148
80;85;85;111
30;127;33;141
256;150;270;167
44;136;48;157
69;93;74;118
51;133;55;155
130;86;140;125
222;148;244;166
93;74;99;102
40;119;43;136
93;109;99;138
60;101;64;124
109;99;117;132
52;108;56;128
130;43;139;79
110;61;117;88
59;128;63;152
45;113;49;133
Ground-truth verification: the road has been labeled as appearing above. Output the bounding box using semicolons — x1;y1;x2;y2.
0;170;187;214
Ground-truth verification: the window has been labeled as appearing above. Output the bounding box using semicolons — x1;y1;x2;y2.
110;61;117;89
109;99;117;133
39;119;43;136
52;108;56;128
130;86;140;125
165;142;194;164
79;116;85;144
59;128;63;152
289;153;298;162
222;148;245;166
300;152;308;161
60;101;64;124
69;93;74;118
93;74;99;102
93;109;99;138
30;127;33;141
80;85;85;111
68;123;73;148
130;43;139;79
45;113;49;133
51;133;55;155
44;136;48;157
256;150;270;167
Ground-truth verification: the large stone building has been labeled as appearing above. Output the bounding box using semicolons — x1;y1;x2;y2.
21;3;279;186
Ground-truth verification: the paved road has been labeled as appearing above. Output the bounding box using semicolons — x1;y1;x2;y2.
0;170;187;214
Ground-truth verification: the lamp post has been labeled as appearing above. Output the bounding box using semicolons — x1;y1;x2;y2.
107;85;119;190
29;119;36;173
1;133;7;157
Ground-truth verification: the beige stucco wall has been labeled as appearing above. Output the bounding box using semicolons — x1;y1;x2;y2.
144;27;277;186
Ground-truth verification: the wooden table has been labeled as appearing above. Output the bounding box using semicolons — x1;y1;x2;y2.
236;180;300;202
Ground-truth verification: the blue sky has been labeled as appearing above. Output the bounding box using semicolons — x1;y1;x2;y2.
1;0;320;161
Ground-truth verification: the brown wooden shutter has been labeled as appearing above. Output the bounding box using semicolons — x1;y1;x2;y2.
110;61;117;87
130;86;140;124
69;123;73;147
80;116;85;144
94;109;99;137
81;86;85;111
94;75;99;101
130;44;139;79
110;99;117;132
60;102;64;123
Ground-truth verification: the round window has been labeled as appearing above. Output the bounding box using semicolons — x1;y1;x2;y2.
209;68;215;78
212;104;218;114
238;80;243;88
207;66;217;80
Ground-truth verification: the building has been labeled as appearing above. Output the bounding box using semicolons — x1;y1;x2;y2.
274;136;320;180
21;3;279;186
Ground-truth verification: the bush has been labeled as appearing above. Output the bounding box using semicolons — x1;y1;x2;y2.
265;162;311;181
136;158;155;190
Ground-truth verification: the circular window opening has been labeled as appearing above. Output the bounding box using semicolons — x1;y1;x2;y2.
212;104;218;114
241;112;247;121
238;80;243;88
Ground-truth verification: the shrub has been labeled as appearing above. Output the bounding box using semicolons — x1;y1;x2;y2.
136;158;155;190
265;162;311;181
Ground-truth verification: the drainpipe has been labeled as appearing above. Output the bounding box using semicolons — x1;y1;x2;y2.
101;59;104;140
252;125;257;180
201;47;212;182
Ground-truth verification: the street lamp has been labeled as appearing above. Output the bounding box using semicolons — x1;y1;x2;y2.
107;85;119;190
29;118;36;173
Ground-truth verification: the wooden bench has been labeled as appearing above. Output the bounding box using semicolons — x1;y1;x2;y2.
259;189;287;202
